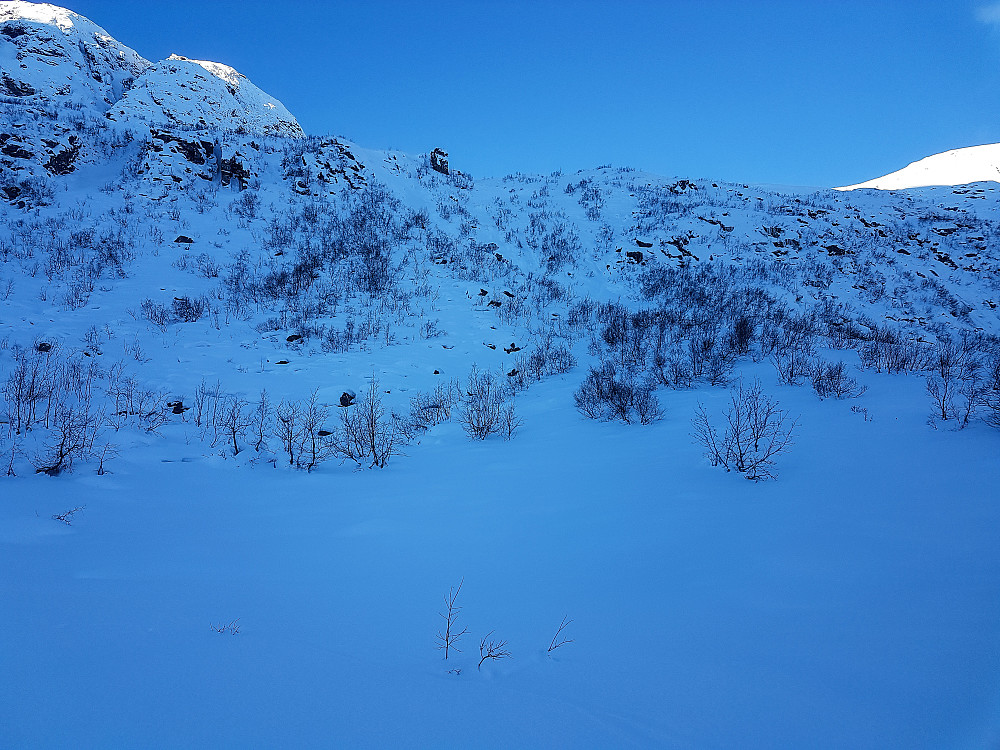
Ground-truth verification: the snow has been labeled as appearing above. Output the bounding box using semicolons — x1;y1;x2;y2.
2;367;1000;748
106;54;304;138
0;0;150;107
2;2;1000;748
838;143;1000;191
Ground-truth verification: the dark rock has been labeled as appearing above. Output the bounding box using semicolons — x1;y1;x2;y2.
150;129;214;165
220;156;251;190
286;334;302;342
1;142;33;159
626;250;644;263
174;235;194;244
2;72;35;97
44;136;81;175
2;185;21;201
430;147;449;175
35;342;52;353
635;239;653;248
340;391;356;407
276;360;289;365
1;24;27;39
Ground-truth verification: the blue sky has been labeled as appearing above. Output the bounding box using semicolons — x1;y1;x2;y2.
68;0;1000;186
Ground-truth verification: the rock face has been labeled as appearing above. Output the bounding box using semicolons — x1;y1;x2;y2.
1;3;304;139
106;55;304;138
0;1;150;107
430;148;449;175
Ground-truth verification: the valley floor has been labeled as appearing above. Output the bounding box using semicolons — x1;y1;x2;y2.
2;364;999;749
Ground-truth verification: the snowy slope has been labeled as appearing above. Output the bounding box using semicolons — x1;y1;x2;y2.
0;0;149;106
838;142;1000;190
107;54;304;138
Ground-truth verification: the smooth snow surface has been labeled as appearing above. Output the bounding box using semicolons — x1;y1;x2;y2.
3;369;1000;749
838;143;1000;190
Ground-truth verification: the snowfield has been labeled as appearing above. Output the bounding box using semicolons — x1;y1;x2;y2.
3;366;1000;748
2;2;1000;748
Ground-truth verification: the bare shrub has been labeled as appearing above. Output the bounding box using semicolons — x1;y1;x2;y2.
334;378;399;468
435;579;468;660
548;616;574;653
810;360;866;399
34;401;103;475
692;379;797;480
461;366;520;439
478;632;511;670
397;379;462;439
298;389;335;472
215;395;253;456
574;361;662;424
275;398;303;466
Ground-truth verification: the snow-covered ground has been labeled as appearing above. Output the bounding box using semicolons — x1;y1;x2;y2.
3;3;1000;748
3;361;1000;748
838;142;1000;191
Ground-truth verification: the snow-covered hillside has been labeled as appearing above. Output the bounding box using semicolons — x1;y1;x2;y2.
0;1;301;137
2;3;1000;749
838;142;1000;190
106;54;303;137
0;0;149;106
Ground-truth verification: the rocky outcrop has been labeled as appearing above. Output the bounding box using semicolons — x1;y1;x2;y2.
106;55;304;138
0;1;151;108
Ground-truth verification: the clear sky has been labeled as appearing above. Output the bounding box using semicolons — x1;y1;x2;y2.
64;0;1000;186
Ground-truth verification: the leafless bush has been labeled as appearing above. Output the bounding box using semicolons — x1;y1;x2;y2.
692;379;797;480
210;618;241;635
34;400;103;475
172;295;210;323
771;348;812;386
140;298;172;329
478;632;511;670
297;389;336;472
275;398;303;466
925;338;988;427
215;395;254;455
548;616;574;652
334;379;399;468
810;360;866;399
251;389;270;452
52;505;86;525
461;366;520;439
574;361;662;424
435;579;468;660
397;379;462;440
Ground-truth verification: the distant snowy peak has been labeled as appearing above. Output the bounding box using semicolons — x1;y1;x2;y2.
0;0;150;106
838;143;1000;190
105;53;304;138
